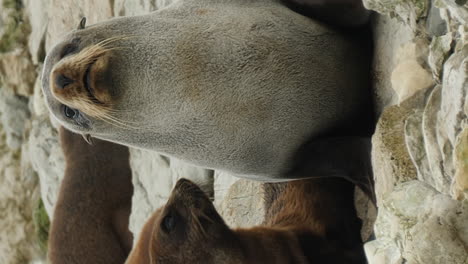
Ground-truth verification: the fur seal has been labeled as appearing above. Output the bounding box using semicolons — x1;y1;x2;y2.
125;177;366;264
48;127;134;264
41;0;373;181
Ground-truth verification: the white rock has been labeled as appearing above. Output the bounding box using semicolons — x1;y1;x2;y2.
367;181;468;264
370;14;414;114
0;49;37;97
365;239;403;264
363;0;429;29
391;42;434;104
391;60;434;104
428;33;453;79
24;0;49;65
214;171;264;228
26;117;64;217
0;124;43;263
452;126;468;200
437;0;468;25
31;73;48;117
45;0;114;51
0;89;30;151
438;45;468;156
372;181;468;264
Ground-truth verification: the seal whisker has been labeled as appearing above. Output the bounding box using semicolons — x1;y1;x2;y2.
190;210;208;239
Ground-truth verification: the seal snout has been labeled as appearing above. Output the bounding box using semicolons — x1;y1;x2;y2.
50;61;92;105
174;178;207;202
55;74;75;89
49;43;114;119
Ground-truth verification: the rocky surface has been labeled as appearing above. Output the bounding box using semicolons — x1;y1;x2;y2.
0;89;42;263
0;0;466;263
364;0;468;263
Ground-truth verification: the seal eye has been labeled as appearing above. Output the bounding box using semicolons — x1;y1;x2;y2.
60;43;78;58
63;106;79;119
162;213;176;233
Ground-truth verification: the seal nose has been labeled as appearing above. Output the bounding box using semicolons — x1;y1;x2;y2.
55;74;75;89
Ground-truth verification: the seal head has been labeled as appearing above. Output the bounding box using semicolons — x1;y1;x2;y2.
42;0;371;179
126;178;240;264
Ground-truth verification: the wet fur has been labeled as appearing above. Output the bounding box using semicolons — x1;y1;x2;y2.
48;127;134;264
126;178;366;264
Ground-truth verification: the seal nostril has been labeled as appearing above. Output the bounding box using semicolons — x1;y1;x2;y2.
56;74;75;89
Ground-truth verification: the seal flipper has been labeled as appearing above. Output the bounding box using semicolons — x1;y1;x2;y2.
282;0;371;28
286;136;376;204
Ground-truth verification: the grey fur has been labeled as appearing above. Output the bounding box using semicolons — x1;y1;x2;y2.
42;0;372;181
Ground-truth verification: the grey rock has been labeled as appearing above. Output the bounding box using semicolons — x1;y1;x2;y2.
0;89;30;151
428;33;454;79
214;172;264;228
371;90;426;204
406;85;451;193
363;0;429;29
113;0;174;16
370;14;414;115
0;123;43;263
355;188;378;242
436;0;468;25
390;42;434;104
451;126;468;200
45;0;113;51
24;0;49;64
426;0;448;36
0;49;37;97
369;181;468;264
31;71;49;117
26;117;64;217
438;45;467;157
114;0;158;16
404;108;427;182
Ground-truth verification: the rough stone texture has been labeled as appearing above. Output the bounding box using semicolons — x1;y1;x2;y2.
45;0;114;51
26;117;64;218
0;89;30;151
452;126;468;200
363;0;429;29
0;98;43;263
0;49;36;97
355;188;378;241
114;0;160;16
365;181;468;264
370;14;414;114
366;0;468;263
390;42;434;104
23;0;48;65
436;0;468;25
0;87;40;264
214;172;265;228
371;91;422;203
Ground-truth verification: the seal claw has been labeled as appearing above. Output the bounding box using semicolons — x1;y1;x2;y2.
82;133;94;145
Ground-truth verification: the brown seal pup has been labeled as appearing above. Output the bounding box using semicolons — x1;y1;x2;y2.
125;178;366;264
48;127;134;264
41;0;373;182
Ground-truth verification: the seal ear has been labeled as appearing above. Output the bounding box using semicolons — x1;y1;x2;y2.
77;17;86;30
